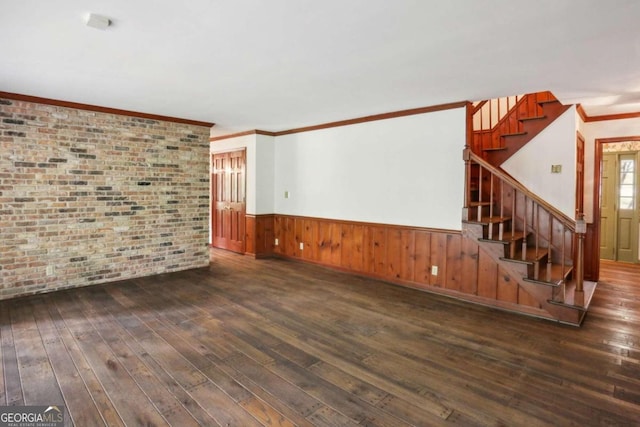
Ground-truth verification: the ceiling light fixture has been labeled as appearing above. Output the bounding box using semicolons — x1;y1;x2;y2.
85;13;111;30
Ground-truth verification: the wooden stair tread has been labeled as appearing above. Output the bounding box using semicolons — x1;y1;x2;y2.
526;263;573;285
501;131;527;137
466;216;512;226
519;115;547;122
493;230;526;242
480;230;527;245
537;99;560;105
479;216;511;224
511;246;548;263
483;147;508;152
549;280;597;310
469;201;492;207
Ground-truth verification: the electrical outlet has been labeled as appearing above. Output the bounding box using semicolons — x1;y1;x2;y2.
46;265;55;276
275;238;279;246
284;191;290;199
431;265;438;276
299;242;304;250
551;164;562;173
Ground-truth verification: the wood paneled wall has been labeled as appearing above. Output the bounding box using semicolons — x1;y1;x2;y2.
243;214;551;320
245;214;275;258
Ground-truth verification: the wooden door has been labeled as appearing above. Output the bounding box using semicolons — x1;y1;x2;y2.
616;153;638;263
212;150;246;253
600;153;615;260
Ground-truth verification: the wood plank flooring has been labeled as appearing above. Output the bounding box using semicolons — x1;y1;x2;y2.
1;249;639;426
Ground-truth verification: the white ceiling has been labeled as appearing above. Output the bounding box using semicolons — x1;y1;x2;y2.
2;0;640;135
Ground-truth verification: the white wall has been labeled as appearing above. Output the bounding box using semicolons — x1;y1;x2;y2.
273;108;466;229
503;106;577;219
255;134;275;214
582;117;640;223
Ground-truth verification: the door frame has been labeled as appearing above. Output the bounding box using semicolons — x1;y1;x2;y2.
593;136;640;266
211;148;247;253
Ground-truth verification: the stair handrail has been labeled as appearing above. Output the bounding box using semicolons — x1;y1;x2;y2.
471;100;488;115
465;149;576;232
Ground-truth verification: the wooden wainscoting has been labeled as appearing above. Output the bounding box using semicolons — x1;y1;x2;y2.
255;214;554;321
245;214;275;258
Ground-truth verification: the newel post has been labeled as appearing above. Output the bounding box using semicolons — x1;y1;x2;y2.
462;102;473;222
574;213;586;306
462;148;471;221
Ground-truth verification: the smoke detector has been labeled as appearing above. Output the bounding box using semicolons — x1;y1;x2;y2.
86;13;111;30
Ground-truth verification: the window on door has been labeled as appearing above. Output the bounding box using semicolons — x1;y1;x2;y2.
619;157;635;210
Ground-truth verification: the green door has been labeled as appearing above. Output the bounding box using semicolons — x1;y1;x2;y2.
601;152;640;263
616;153;639;263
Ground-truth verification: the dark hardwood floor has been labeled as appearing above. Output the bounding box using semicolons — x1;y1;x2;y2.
1;249;639;426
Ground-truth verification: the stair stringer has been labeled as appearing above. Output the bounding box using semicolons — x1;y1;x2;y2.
462;222;584;325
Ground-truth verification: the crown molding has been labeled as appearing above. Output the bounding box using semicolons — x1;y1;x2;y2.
209;101;467;141
0;91;215;128
210;129;277;142
576;104;588;122
577;103;640;123
273;101;467;136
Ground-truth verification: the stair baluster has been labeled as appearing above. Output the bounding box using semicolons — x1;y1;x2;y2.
499;180;505;241
522;198;527;261
547;215;553;283
510;188;517;259
488;173;494;238
477;166;483;222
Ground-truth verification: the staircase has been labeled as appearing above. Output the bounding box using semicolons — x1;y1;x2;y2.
472;91;571;168
462;150;596;326
463;92;595;325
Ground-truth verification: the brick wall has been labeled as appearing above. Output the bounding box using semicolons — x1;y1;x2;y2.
0;97;211;299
